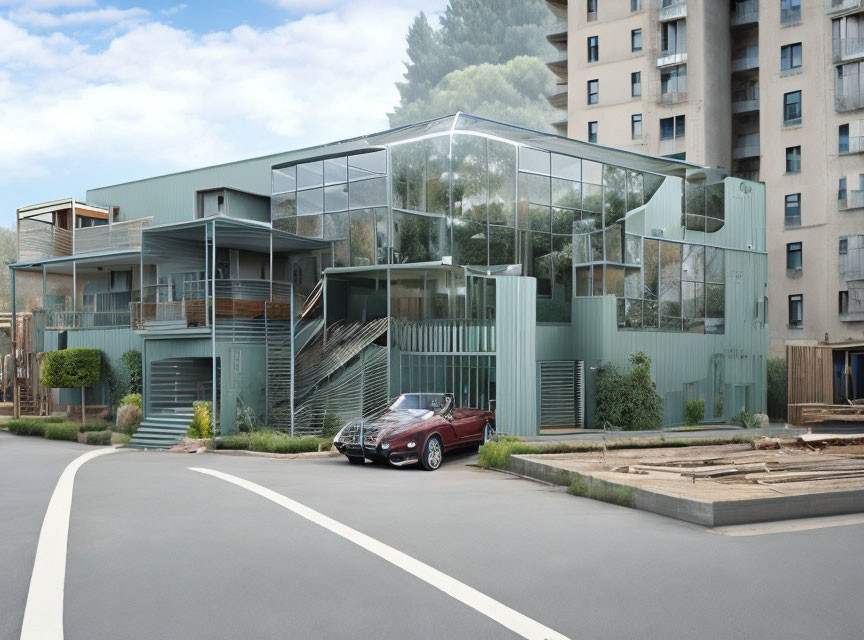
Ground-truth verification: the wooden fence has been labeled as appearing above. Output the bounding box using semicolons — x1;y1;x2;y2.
787;344;833;425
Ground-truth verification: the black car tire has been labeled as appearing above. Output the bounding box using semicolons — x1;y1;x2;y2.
347;456;366;465
420;435;443;471
481;420;496;445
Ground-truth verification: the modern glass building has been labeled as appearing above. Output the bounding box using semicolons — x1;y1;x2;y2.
9;114;767;446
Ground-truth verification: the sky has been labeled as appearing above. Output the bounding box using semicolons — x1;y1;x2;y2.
0;0;447;229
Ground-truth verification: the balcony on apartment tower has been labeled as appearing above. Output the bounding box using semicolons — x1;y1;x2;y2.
732;83;760;114
659;0;687;22
733;132;761;160
731;0;759;28
825;0;864;16
731;46;759;73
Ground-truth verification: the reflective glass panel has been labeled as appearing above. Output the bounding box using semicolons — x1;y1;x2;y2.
324;212;349;267
575;266;592;296
348;150;387;181
519;147;550;174
349;209;376;266
685;182;706;216
682;281;705;333
625;234;641;265
453;135;488;222
582;183;603;213
297;188;323;215
426;136;450;215
529;205;551;232
272;166;296;194
296;214;323;238
605;265;625;297
452;219;487;265
488;140;516;226
297;161;324;190
582;160;603;185
271;193;296;219
643;238;659;299
605;224;623;262
324;157;347;185
391;141;425;212
350;177;387;209
392;211;443;264
552;207;575;235
682;244;705;282
552;178;581;209
551;154;581;181
627;170;644;209
488;226;516;265
705;247;724;283
643;173;665;201
324;183;348;213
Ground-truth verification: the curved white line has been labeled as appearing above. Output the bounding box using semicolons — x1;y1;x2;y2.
190;466;570;640
20;446;118;640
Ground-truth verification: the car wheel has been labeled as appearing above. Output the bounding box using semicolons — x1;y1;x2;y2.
481;420;496;445
420;436;443;471
347;456;366;465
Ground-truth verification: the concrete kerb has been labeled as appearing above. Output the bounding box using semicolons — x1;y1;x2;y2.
211;449;341;460
505;454;864;527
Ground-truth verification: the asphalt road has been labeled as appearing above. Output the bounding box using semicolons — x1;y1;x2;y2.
2;429;864;640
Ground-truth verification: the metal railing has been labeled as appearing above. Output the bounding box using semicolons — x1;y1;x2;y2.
74;217;153;254
393;319;496;354
731;0;758;26
840;136;864;155
733;134;761;160
45;308;131;330
657;50;687;68
825;0;863;15
840;190;864;211
731;47;759;72
659;0;686;22
658;91;687;104
732;86;760;113
17;220;72;262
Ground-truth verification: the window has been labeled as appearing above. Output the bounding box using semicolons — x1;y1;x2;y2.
783;91;802;125
840;290;849;314
588;121;598;143
631;0;642;10
788;294;803;329
675;115;685;137
839;123;850;153
786;242;802;270
587;79;599;105
780;43;802;72
660;115;686;140
631;71;642;97
839;177;847;200
781;0;801;23
587;36;599;62
631;29;642;53
661;20;686;55
660;65;687;97
840;238;849;255
631;114;643;140
785;193;801;226
785;146;801;173
587;0;597;20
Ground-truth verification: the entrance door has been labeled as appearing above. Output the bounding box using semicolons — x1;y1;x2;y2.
148;357;215;419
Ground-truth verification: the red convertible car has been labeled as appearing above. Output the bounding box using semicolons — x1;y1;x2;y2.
333;393;495;470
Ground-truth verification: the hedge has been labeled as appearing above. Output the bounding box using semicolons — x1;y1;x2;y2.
44;423;81;441
41;348;101;388
84;430;112;446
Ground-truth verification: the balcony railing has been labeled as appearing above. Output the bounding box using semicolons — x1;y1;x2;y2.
75;217;153;254
834;37;864;62
836;91;864;112
658;91;687;104
732;87;760;114
825;0;864;15
657;50;687;68
733;134;760;160
732;48;759;72
547;84;568;110
731;0;758;27
781;6;802;22
840;135;864;155
840;190;864;211
659;1;686;22
392;319;496;354
45;309;131;330
18;222;72;262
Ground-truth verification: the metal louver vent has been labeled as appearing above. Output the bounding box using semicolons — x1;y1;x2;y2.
539;361;584;429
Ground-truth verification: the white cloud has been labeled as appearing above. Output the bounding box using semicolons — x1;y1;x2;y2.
160;4;186;16
8;6;148;29
0;2;446;183
0;0;97;9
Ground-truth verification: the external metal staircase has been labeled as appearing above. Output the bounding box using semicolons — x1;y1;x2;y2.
127;413;194;449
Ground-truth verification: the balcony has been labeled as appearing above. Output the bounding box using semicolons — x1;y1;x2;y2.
825;0;864;15
733;133;760;159
781;6;802;22
731;0;758;27
547;84;568;109
74;217;153;255
732;86;760;114
731;47;759;72
658;91;687;104
840;135;864;155
547;19;567;48
659;1;686;22
840;190;864;211
657;50;687;68
836;90;864;112
834;38;864;63
546;51;567;82
45;309;131;331
734;170;760;181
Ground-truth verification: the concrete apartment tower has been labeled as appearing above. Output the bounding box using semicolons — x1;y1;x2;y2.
546;0;864;357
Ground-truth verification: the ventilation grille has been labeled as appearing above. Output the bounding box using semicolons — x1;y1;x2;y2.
539;361;584;429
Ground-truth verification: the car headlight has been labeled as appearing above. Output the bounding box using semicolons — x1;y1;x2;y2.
407;441;416;449
334;422;351;443
381;441;391;450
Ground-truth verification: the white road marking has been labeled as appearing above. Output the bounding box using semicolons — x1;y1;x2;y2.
190;466;570;640
711;514;864;537
20;446;118;640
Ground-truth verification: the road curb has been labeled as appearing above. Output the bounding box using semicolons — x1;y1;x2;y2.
210;449;340;460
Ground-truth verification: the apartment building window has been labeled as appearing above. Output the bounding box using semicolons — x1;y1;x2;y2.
661;65;687;97
839;177;847;200
781;0;801;23
587;0;597;21
840;238;849;255
780;43;802;72
785;193;801;226
788;294;803;329
839;123;850;153
787;242;802;271
783;91;802;125
660;115;685;140
631;0;642;11
588;121;598;143
840;290;849;314
587;36;599;62
632;114;643;140
587;79;599;105
631;71;642;97
785;146;801;173
661;20;686;56
631;29;642;53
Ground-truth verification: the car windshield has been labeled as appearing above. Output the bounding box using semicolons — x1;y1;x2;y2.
389;393;450;412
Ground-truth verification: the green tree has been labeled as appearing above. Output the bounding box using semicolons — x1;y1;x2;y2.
767;357;787;421
594;352;664;431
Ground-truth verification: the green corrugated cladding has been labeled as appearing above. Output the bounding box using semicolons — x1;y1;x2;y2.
216;342;267;436
495;276;537;436
85;152;299;225
46;328;143;406
572;178;768;427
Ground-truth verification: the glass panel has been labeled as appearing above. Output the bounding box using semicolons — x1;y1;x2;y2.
324;157;347;185
582;160;603;184
375;208;389;264
706;284;725;334
682;281;705;333
529;205;551;232
590;231;604;261
391;142;425;211
273;217;297;234
552;154;581;181
705;247;724;284
552;178;582;209
624;267;642;298
297;188;323;215
627;170;644;209
643;238;659;299
617;298;625;327
348;150;387;181
519;172;551;206
625;234;641;265
573;234;590;263
685;215;706;232
685;182;706;216
706;183;725;222
488;140;516;226
553;234;573;304
488;226;516;265
625;298;643;328
453;135;488;222
272;166;296;194
324;212;349;267
582;183;603;213
643;173;665;202
605;265;625;297
552;207;575;235
324;183;348;213
453;220;487;265
604;169;627;225
349;209;376;266
426;136;451;216
350;177;387;209
575;266;592;296
682;244;705;282
519;147;550;174
392;211;443;263
271;192;296;219
297;161;324;190
529;232;552;296
592;265;604;296
643;299;658;328
296;214;323;238
576;210;602;233
605;224;622;262
660;241;682;328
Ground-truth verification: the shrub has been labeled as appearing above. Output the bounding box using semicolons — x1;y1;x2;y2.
732;410;762;429
767;357;787;422
187;400;213;439
7;418;48;436
595;352;663;430
684;399;705;426
321;414;344;439
248;432;323;454
115;403;142;435
120;393;143;409
79;420;114;433
41;348;101;388
111;433;131;445
120;350;142;394
219;434;251;450
44;422;81;441
84;430;112;446
236;404;260;433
